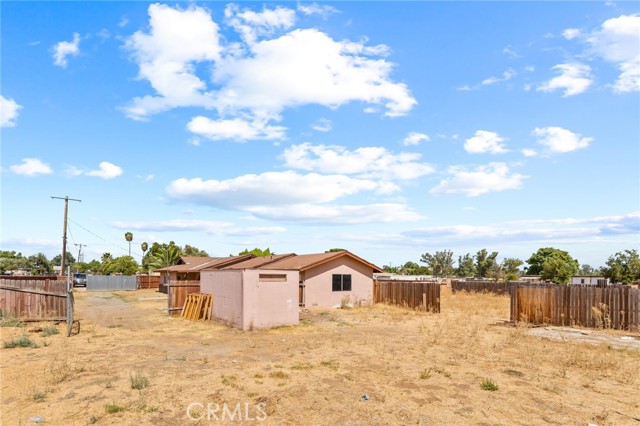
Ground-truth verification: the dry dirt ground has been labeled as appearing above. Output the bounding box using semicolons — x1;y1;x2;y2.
1;287;639;426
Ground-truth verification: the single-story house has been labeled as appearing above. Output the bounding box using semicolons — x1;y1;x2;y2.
571;276;609;286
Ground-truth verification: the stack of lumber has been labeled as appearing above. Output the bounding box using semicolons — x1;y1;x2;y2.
181;293;213;321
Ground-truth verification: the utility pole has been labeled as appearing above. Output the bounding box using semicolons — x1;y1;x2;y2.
74;243;87;264
51;196;81;276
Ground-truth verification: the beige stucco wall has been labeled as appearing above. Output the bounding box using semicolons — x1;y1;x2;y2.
201;269;299;330
241;270;299;330
201;270;243;328
302;257;374;308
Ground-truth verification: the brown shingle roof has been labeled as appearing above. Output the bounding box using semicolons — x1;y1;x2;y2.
222;253;297;270
260;251;383;273
155;255;255;272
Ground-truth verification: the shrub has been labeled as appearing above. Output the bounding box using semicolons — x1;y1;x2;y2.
105;403;125;414
130;372;150;390
3;336;37;348
42;325;60;337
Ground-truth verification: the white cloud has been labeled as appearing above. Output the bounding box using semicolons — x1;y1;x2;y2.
282;143;435;180
533;126;592;154
430;163;526;197
402;132;430;146
502;45;519;58
587;14;640;92
464;130;509;154
166;171;398;209
247;203;422;224
481;69;516;86
0;95;22;127
562;28;582;40
537;63;593;96
110;219;286;237
9;158;53;176
125;4;415;136
52;33;80;68
187;116;287;141
522;148;538;157
67;162;123;179
225;4;296;45
311;118;332;132
123;4;221;119
297;3;339;18
404;212;639;244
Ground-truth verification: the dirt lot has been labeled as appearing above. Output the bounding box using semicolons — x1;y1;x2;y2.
1;287;639;426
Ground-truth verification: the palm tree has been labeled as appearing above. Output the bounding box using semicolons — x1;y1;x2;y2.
141;242;148;257
124;232;133;257
148;244;182;271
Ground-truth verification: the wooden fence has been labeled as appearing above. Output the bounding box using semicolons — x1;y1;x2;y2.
510;285;640;331
0;278;69;321
374;280;440;312
137;274;161;289
451;280;549;295
167;281;201;316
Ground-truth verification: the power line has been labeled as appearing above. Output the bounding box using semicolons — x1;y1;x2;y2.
67;217;144;259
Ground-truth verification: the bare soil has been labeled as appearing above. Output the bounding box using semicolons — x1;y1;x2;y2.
1;287;639;426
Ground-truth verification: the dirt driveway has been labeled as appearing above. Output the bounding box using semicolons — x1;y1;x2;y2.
1;288;639;426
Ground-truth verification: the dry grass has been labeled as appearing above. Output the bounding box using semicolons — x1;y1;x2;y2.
0;287;639;426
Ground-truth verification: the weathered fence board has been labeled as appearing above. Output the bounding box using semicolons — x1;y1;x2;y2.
374;280;440;312
511;285;640;331
168;281;201;316
451;280;548;295
87;275;137;291
138;274;161;289
0;279;68;320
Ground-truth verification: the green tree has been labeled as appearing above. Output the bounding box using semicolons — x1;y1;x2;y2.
475;249;499;278
326;248;346;253
124;232;133;257
398;261;431;275
104;256;139;275
382;264;399;273
239;247;272;257
420;250;454;278
0;251;28;273
183;244;209;257
148;244;182;270
51;252;76;268
578;264;595;275
455;253;476;278
526;247;579;284
141;242;148;258
27;253;53;275
502;258;524;281
602;249;640;284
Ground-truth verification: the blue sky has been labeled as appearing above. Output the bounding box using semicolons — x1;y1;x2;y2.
1;1;639;268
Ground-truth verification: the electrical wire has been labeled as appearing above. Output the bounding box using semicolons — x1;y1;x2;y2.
67;217;144;259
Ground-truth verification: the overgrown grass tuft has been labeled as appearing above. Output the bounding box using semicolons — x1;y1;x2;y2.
105;403;125;414
0;311;24;327
269;371;290;380
480;378;499;391
4;336;38;348
130;372;150;390
42;325;60;337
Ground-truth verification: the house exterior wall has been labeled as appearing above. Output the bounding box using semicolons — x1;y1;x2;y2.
302;257;374;308
201;270;244;328
201;269;298;330
242;270;299;330
571;276;609;286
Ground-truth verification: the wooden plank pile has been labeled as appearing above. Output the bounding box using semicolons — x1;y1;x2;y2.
181;293;213;321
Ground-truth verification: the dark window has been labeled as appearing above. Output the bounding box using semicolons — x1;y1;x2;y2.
332;274;352;292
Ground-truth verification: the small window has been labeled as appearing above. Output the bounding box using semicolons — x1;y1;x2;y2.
332;274;352;292
259;273;287;282
580;279;585;284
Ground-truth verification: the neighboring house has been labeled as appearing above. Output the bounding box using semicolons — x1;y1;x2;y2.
571;276;609;286
374;273;436;282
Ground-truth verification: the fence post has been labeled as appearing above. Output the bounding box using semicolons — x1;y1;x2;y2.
423;293;427;312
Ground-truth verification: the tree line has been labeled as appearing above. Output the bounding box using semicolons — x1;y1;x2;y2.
383;247;640;285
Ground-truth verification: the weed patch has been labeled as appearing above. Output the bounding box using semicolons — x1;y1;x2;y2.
4;336;37;348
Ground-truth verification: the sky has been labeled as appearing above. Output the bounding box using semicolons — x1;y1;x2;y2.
1;1;639;269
